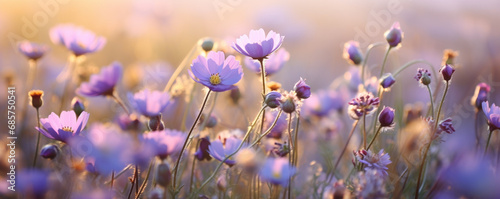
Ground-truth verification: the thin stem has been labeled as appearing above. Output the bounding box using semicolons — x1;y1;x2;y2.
485;129;494;156
173;90;211;190
379;46;392;77
361;42;386;84
333;120;360;172
426;85;435;118
475;111;481;151
367;126;383;150
293;112;300;167
287;113;292;199
32;108;42;167
164;44;198;92
135;160;154;199
258;58;267;96
393;59;439;85
111;171;115;190
111;92;130;115
189;139;200;193
199;92;218;130
363;114;367;149
250;110;284;148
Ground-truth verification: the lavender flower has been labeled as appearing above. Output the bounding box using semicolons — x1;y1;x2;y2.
141;129;187;160
40;144;59;159
302;89;343;117
378;106;395;128
379;73;396;89
50;24;106;56
471;83;490;110
355;149;392;176
17;41;49;60
35;110;89;143
437;118;455;135
77;62;122;97
259;157;296;186
352;169;387;198
384;22;403;47
265;91;282;108
18;169;50;198
244;48;289;75
482;101;500;131
414;68;431;86
188;51;243;92
195;137;212;161
348;92;380;120
208;136;246;166
294;78;311;99
232;28;284;59
440;64;455;81
343;40;363;65
128;89;172;117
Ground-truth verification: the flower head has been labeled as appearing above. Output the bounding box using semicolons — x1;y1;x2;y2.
379;73;396;89
244;48;289;76
343;41;363;65
280;91;301;114
128;89;172;117
141;129;187;160
35;110;89;143
294;78;311;99
265;91;282;108
471;83;490;110
440;64;455;81
232;28;284;59
259;157;296;186
195;136;212;161
188;51;243;92
302;89;343;117
71;97;85;117
28;90;44;109
378;106;395;128
18;169;50;198
482;101;500;131
384;22;403;47
348;92;380;119
355;149;391;176
18;41;49;60
77;62;122;97
414;68;431;86
50;24;106;56
208;136;246;166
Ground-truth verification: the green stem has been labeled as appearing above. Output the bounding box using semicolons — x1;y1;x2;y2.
367;126;383;150
426;85;435;118
135;160;154;199
361;42;386;84
379;46;392;77
287;113;292;199
258;58;267;96
293;112;300;167
332;120;359;173
32;108;42;167
189;139;200;193
250;110;284;148
111;92;130;115
485;129;494;156
363;114;367;149
173;90;211;190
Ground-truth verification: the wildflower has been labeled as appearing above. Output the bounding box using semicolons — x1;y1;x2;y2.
116;113;140;131
344;67;362;92
355;149;391;176
156;163;172;187
141;129;187;160
18;169;50;198
77;62;122;97
35;110;89;143
343;41;363;65
348;92;380;120
471;83;490;110
302;89;343;117
379;73;396;89
188;51;243;92
128;89;172;118
40;144;59;159
244;48;289;75
194;137;212;161
232;28;284;60
50;24;106;56
294;78;311;99
482;101;500;131
265;91;282;108
414;68;431;86
273;142;290;157
280;91;301;114
28;90;44;109
437;118;455;135
259;157;296;186
208;136;246;166
384;22;403;47
235;148;264;173
378;106;395;128
18;41;49;60
440;64;455;81
71;97;85;117
263;111;287;138
352;169;387;198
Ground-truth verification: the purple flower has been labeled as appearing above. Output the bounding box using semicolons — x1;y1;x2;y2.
471;83;490;110
208;136;246;166
17;41;49;60
40;144;59;159
18;169;50;198
128;89;172;117
378;106;395;127
348;92;380;120
280;91;301;114
437;118;455;135
265;91;282;108
232;28;284;60
259;157;296;186
273;142;290;157
77;62;122;97
188;51;243;92
302;89;343;117
263;111;287;139
440;64;455;81
294;78;311;99
244;48;289;76
50;24;106;56
379;73;396;89
343;41;363;65
384;22;403;47
482;101;500;131
195;137;212;161
355;149;392;176
414;68;432;86
141;129;187;160
35;110;89;143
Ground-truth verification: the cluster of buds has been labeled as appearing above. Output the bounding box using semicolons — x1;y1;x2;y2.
264;78;311;114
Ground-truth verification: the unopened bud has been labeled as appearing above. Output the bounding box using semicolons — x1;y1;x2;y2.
265;91;282;108
40;144;59;159
148;114;165;131
29;90;44;109
200;38;214;52
71;97;85;117
156;163;172;188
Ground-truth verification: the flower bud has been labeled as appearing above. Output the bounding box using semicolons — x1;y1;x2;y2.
440;64;455;81
265;91;282;108
28;90;44;109
378;106;395;127
384;22;403;47
380;73;396;89
273;142;290;157
200;114;218;128
471;83;490;110
195;137;212;161
156;163;172;188
229;87;241;104
200;38;214;52
294;78;311;99
343;41;363;65
40;144;59;159
148;114;165;131
71;97;85;117
281;96;296;114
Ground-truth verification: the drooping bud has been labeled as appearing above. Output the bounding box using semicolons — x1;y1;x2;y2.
378;106;395;127
343;41;363;65
40;144;59;159
384;22;403;47
440;64;455;81
71;97;85;117
265;91;282;108
294;78;311;99
156;163;172;188
28;90;44;109
380;73;396;89
471;83;490;110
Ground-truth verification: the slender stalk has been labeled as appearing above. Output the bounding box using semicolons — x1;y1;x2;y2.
111;92;130;115
426;85;435;118
474;111;481;150
173;90;211;190
333;120;360;172
111;171;115;190
393;59;439;85
32;108;42;167
485;129;494;156
379;46;392;77
293;112;300;167
250;110;284;147
188;139;200;193
361;42;386;84
135;160;154;199
287;113;292;199
164;44;198;92
367;126;383;150
258;58;267;96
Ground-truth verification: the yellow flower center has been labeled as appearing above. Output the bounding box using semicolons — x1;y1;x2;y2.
210;73;221;85
273;172;281;179
62;126;74;133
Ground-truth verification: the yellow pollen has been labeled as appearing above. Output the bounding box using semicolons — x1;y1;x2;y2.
62;126;74;133
210;73;221;85
273;172;281;179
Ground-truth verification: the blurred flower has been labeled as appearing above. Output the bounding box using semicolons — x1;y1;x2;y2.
244;48;289;76
384;22;403;47
471;83;490;110
343;41;363;65
18;41;49;60
294;78;311;99
414;68;431;86
18;169;50;199
229;86;241;104
379;73;396;89
441;49;459;66
344;67;362;92
35;110;89;143
116;113;140;131
128;89;172;117
259;157;296;186
156;163;172;187
348;92;380;120
267;81;282;91
40;144;59;159
235;148;264;173
188;51;243;92
302;89;343;117
360;76;379;95
265;91;282;109
72;189;114;199
141;129;187;160
263;111;287;139
323;180;348;199
208;136;246;166
437;118;455;135
352;169;387;198
195;136;212;161
378;106;395;128
232;28;284;60
355;149;391;176
281;91;301;114
273;142;290;157
77;62;122;97
482;101;500;131
199;113;218;128
440;64;455;82
28;90;44;109
50;24;106;56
